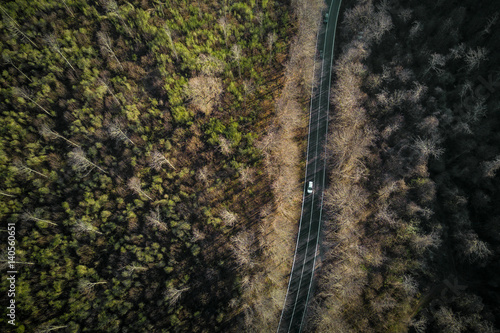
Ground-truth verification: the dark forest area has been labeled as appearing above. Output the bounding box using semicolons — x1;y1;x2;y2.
311;0;500;332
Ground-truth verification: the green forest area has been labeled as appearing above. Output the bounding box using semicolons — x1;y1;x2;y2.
0;0;293;332
311;0;500;332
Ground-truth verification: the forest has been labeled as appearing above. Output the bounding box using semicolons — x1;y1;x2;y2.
309;0;500;332
2;0;499;332
0;0;305;331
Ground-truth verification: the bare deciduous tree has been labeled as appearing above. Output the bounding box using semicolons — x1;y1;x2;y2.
185;76;223;115
412;232;440;252
435;307;464;332
377;180;403;200
21;209;57;226
13;159;48;178
147;207;168;231
218;136;233;156
255;11;264;34
370;295;397;314
401;275;418;296
324;183;369;220
73;219;102;236
35;324;68;333
328;126;372;181
267;32;277;52
13;87;51;115
98;77;121;106
458;231;492;263
242;79;255;106
218;17;229;46
196;165;210;184
68;148;107;174
481;12;498;36
0;248;34;270
408;82;427;103
100;0;132;36
39;123;79;147
409;317;427;333
465;99;487;124
100;0;119;16
453;121;473;135
3;53;32;82
191;227;205;242
197;54;224;76
342;1;374;35
97;31;123;70
61;0;74;17
44;34;76;72
483;155;500;178
398;8;413;23
231;231;254;268
1;6;38;47
150;150;176;171
231;44;242;77
0;190;16;197
459;80;473;100
408;202;434;219
238;166;254;187
165;285;189;307
220;208;238;227
121;263;148;274
164;24;178;60
78;279;106;296
426;53;446;75
450;43;466;60
418;116;439;134
375;204;397;225
369;11;393;43
464;47;488;72
108;119;134;145
267;31;277;63
128;177;152;200
413;137;444;159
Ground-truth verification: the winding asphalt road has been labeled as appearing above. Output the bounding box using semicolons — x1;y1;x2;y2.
277;0;342;332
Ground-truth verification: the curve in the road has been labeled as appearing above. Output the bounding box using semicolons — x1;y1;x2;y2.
277;0;342;332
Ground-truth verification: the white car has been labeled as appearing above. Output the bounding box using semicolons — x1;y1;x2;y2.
307;181;314;194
